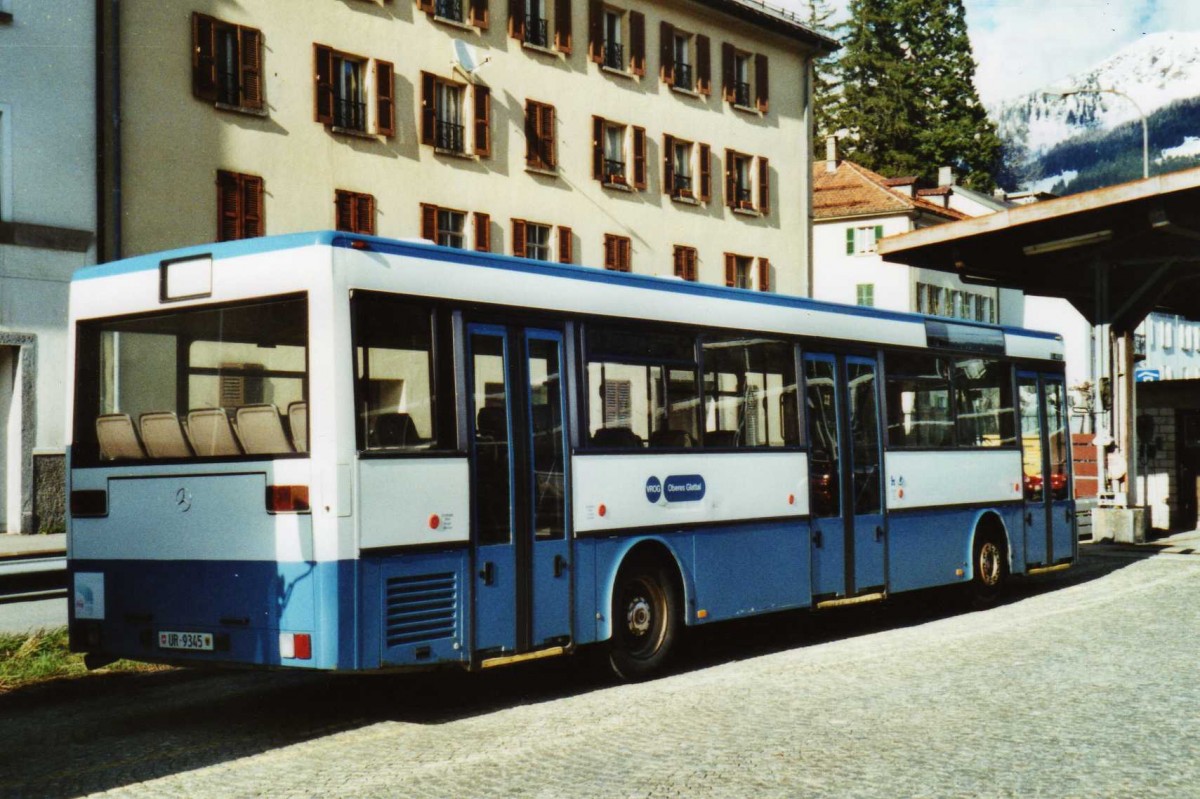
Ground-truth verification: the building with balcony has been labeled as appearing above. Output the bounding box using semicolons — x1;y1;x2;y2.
97;0;835;294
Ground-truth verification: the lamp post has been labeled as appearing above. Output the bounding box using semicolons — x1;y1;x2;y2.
1044;88;1149;179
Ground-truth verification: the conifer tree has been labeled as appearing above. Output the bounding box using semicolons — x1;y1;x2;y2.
805;0;841;153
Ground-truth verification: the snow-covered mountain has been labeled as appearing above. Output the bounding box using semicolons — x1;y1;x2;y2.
992;31;1200;157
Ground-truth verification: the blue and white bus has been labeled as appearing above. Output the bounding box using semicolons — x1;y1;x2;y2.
67;232;1074;678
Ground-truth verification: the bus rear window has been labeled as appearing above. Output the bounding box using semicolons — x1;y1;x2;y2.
73;296;308;464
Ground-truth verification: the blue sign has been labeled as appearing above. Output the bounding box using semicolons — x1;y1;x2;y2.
663;475;706;503
1135;369;1161;383
644;476;663;503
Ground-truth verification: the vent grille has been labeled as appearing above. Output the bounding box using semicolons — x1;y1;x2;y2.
385;572;457;647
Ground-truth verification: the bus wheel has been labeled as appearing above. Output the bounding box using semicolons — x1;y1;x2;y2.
971;532;1007;606
608;558;680;681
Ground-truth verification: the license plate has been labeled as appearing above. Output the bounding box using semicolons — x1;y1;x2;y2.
158;630;214;651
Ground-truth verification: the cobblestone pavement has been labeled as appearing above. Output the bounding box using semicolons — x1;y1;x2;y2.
2;548;1198;798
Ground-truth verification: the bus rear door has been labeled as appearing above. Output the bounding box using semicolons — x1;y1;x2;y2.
1018;372;1075;568
467;325;572;660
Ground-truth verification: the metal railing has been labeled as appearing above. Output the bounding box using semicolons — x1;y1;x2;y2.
604;41;624;70
335;98;367;131
735;80;751;107
673;173;693;195
436;0;463;20
436;120;465;152
526;15;549;47
736;187;753;206
604;158;626;183
674;63;693;89
217;69;240;105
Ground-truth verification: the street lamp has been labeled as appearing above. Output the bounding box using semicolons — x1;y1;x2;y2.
1044;88;1149;180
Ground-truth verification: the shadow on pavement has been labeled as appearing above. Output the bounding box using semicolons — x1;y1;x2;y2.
0;545;1155;797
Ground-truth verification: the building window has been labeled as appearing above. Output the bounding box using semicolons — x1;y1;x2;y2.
847;225;884;255
722;44;768;112
590;5;644;75
418;0;488;27
512;219;554;261
525;100;556;170
511;0;571;52
420;203;485;249
421;73;490;157
335;190;375;235
726;151;764;211
192;14;264;111
916;282;996;323
216;170;264;241
314;45;394;136
604;234;632;272
525;0;549;47
604;123;626;182
673;245;697;281
592;117;645;189
856;283;875;307
724;253;770;291
660;23;710;94
664;136;694;198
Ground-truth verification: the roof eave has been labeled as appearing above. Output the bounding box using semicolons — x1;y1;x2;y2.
689;0;840;52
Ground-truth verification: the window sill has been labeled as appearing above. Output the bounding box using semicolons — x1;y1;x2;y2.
435;147;477;161
330;126;383;141
214;102;269;118
602;180;633;192
671;85;702;99
601;65;637;81
732;103;762;115
433;15;479;33
522;41;565;59
671;194;700;206
732;206;760;218
525;164;559;178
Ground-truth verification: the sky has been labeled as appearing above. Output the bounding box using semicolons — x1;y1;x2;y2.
773;0;1200;106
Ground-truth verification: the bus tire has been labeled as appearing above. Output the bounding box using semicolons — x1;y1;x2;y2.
608;557;680;681
971;530;1008;606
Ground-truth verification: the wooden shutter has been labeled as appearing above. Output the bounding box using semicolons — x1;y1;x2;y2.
376;60;395;137
755;53;769;112
603;234;616;270
592;116;605;181
242;175;264;238
418;0;435;13
335;191;353;232
758;156;770;215
660;21;675;86
420;72;436;145
721;42;735;102
875;224;884;242
474;84;491;157
509;0;525;41
420;204;439;242
555;0;572;53
240;28;263;109
696;35;711;95
663;135;675;196
524;103;538;166
633;126;646;190
512;219;527;257
314;45;334;124
699;144;711;202
724;253;736;287
470;0;489;29
757;258;771;292
543;103;556;167
192;13;218;102
358;194;375;235
725;149;736;209
474;213;490;252
685;248;697;281
558;226;573;263
217;171;240;241
587;0;603;63
846;228;856;254
673;246;683;278
629;11;645;75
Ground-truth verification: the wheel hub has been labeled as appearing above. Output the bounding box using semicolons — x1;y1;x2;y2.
626;596;652;637
979;542;1001;586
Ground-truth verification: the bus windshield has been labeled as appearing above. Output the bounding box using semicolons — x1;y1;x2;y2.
73;295;308;465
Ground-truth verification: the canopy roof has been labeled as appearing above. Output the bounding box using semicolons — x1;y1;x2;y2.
878;167;1200;331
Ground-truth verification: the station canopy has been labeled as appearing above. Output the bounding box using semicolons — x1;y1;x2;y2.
877;167;1200;332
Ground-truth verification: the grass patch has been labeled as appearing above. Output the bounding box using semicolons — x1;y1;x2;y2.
0;627;163;693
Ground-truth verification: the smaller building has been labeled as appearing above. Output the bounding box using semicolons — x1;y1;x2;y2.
810;150;1024;326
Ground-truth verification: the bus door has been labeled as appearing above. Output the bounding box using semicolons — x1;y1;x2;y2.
467;325;572;658
804;353;885;599
1018;372;1074;567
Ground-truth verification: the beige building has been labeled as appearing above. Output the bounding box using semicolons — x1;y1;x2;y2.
97;0;834;293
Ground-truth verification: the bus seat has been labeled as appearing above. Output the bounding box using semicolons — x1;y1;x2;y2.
591;426;643;448
287;401;308;453
476;406;508;441
96;413;147;461
649;428;693;448
373;412;420;447
186;408;243;457
705;430;740;448
139;411;193;458
235;404;294;455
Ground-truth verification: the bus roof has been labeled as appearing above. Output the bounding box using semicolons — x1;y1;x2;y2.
74;230;1061;345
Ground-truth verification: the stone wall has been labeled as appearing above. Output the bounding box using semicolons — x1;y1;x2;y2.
32;452;65;534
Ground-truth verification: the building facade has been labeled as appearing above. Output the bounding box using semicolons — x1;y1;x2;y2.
97;1;833;294
810;157;1025;326
0;2;97;533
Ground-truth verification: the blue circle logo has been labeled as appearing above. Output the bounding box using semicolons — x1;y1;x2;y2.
645;476;663;503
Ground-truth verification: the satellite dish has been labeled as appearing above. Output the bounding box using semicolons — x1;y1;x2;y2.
453;40;491;80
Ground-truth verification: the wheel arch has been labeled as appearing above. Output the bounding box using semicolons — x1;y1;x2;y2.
597;536;691;643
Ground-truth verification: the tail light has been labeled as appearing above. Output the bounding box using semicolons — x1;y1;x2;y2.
70;490;108;517
266;485;310;513
279;632;312;660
